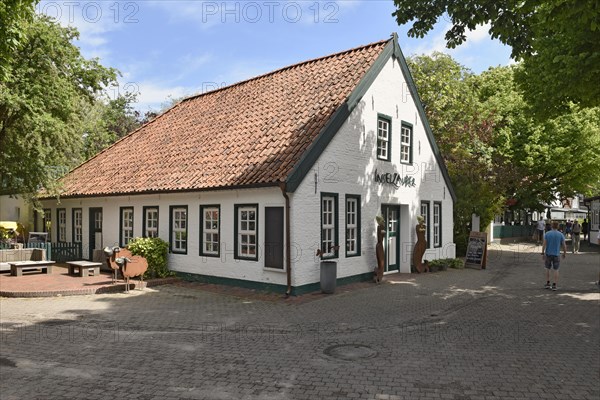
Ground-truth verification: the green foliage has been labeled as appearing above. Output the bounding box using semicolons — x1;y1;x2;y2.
0;0;36;80
408;53;600;256
81;92;142;160
0;14;117;195
393;0;600;116
127;237;174;279
428;258;463;270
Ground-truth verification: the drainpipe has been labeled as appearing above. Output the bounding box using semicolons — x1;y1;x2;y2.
279;182;292;297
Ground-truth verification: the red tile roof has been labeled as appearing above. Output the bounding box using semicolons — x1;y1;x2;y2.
57;38;390;197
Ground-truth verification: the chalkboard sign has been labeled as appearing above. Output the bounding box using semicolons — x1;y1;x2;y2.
464;231;487;269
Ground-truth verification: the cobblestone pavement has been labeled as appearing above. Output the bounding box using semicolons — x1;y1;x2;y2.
1;242;599;400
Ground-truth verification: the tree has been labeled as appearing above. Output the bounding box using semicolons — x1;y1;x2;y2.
0;14;117;196
407;54;600;254
407;53;507;254
0;0;37;80
393;0;600;115
81;92;142;160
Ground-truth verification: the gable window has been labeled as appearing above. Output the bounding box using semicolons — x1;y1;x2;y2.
376;115;391;161
200;205;220;257
321;193;339;259
57;209;67;242
235;204;258;260
143;206;159;238
170;206;188;254
433;202;442;248
420;201;430;248
72;209;82;243
120;207;134;246
400;121;413;164
346;195;361;257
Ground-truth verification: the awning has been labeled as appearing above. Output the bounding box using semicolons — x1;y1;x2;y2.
0;221;18;231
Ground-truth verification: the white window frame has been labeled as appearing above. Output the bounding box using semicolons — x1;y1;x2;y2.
121;207;134;246
420;201;430;248
144;207;159;238
73;209;82;243
377;116;391;161
201;206;220;256
236;205;258;260
400;123;412;164
433;202;442;248
171;206;187;254
321;194;338;259
346;196;360;257
57;209;67;242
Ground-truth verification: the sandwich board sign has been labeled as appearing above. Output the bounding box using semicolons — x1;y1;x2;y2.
464;231;487;269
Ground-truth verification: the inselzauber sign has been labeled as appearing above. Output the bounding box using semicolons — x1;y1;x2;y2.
374;169;416;188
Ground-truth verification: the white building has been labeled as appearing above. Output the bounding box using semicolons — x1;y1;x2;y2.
39;35;456;294
584;195;600;245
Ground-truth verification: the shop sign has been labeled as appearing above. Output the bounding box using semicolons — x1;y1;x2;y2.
374;169;416;188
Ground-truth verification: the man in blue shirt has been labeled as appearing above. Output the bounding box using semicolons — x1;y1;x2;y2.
542;221;567;291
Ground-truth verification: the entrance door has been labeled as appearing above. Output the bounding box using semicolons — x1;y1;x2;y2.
89;208;103;259
382;205;400;272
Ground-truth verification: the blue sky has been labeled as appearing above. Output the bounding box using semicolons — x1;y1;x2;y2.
37;0;513;112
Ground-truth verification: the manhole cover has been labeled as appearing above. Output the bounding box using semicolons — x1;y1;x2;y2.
323;344;378;361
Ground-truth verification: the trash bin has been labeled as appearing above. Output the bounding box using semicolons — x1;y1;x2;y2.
320;261;337;294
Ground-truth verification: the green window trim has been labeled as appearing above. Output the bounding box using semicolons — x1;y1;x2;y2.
433;201;442;248
169;205;188;254
200;204;221;258
345;194;361;258
376;114;392;162
400;120;413;164
56;208;67;242
142;206;159;238
119;207;134;247
420;201;430;249
234;204;259;261
72;208;82;243
320;192;339;260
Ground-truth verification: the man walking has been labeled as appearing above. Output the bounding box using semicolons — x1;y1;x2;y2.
572;220;581;253
542;221;567;291
536;218;545;244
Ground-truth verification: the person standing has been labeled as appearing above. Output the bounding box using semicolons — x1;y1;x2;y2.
565;219;572;238
572;220;582;253
536;218;546;244
542;221;567;291
581;218;589;242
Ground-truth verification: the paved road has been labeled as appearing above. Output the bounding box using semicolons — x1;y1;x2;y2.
1;242;599;400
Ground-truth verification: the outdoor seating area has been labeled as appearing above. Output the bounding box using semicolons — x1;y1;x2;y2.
0;262;177;297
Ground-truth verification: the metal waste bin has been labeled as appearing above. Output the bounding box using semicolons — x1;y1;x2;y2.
320;261;337;294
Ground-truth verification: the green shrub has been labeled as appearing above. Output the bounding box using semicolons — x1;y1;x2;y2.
429;258;464;270
127;237;174;279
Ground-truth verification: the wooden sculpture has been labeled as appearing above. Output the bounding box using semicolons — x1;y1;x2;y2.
374;215;386;283
413;215;429;273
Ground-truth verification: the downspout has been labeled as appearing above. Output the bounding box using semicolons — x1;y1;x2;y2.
279;182;292;297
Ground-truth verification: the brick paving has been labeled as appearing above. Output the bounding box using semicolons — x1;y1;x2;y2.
0;264;178;297
0;242;598;399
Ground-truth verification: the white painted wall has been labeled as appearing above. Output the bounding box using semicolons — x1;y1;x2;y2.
39;55;456;289
41;187;289;286
290;56;455;286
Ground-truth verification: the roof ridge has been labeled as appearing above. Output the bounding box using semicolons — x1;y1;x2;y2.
179;37;392;104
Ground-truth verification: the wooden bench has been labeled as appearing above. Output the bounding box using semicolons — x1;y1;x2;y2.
67;261;102;277
9;261;55;276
